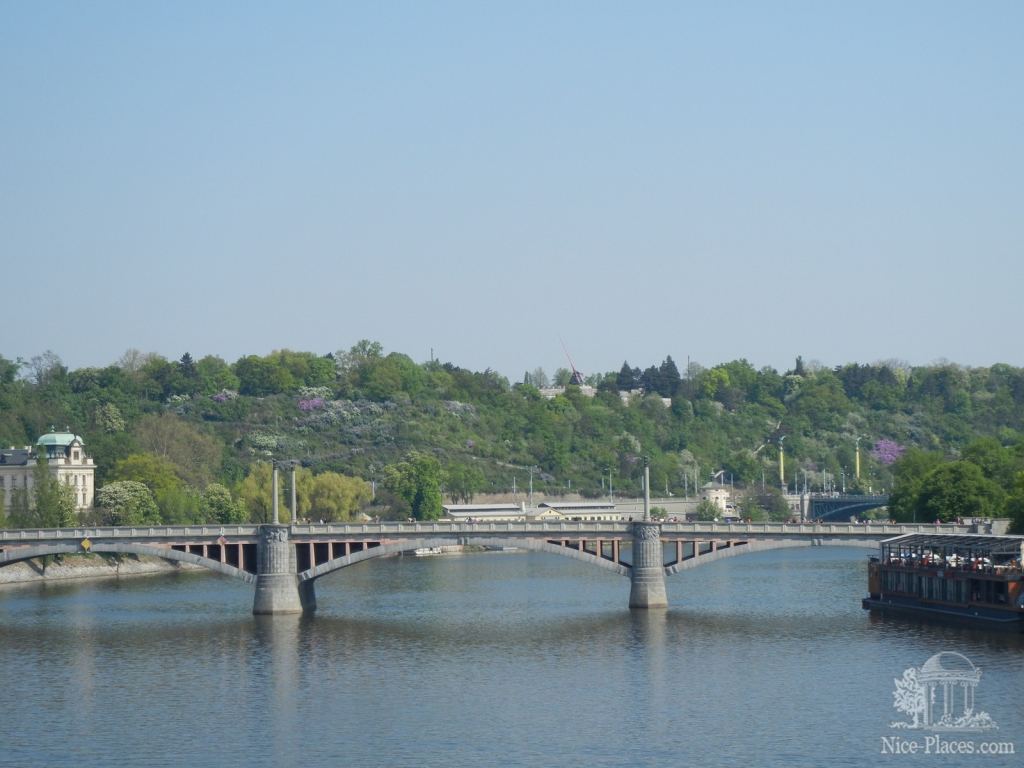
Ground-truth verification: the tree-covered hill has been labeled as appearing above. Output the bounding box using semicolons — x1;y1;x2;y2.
2;346;1023;530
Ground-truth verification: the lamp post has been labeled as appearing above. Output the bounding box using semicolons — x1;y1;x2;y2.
777;436;786;488
529;465;535;508
272;459;299;524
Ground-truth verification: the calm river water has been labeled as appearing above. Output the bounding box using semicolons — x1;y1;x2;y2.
1;547;1022;768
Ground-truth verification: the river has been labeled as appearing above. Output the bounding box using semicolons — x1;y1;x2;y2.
1;547;1022;767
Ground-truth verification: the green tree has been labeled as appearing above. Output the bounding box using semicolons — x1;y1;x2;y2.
446;462;485;504
96;481;160;526
233;355;296;396
111;453;183;499
915;461;1005;523
156;484;201;524
695;499;720;521
132;413;222;488
195;355;240;394
307;472;372;522
239;462;284;523
94;402;127;434
1006;471;1024;535
200;483;245;524
888;449;945;522
383;452;444;520
16;453;77;528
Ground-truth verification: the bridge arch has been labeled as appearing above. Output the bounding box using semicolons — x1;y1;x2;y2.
300;537;631;582
0;542;255;584
664;537;878;575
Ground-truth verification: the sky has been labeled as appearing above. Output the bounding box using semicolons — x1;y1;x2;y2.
3;1;1022;382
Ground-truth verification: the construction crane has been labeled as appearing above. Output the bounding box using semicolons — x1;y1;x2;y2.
559;337;586;385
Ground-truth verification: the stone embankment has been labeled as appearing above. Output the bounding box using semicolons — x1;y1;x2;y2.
0;553;201;586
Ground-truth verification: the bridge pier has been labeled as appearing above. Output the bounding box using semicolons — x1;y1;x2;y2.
253;525;315;615
629;522;668;609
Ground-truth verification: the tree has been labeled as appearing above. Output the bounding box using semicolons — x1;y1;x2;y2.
552;368;572;387
96;481;160;526
695;499;720;521
132;413;222;488
200;483;245;524
239;462;283;523
233;355;295;396
892;667;926;728
94;402;127;434
1006;471;1024;535
382;452;444;520
617;361;636;391
888;449;944;523
446;462;485;504
195;355;240;394
307;472;372;522
737;488;790;522
658;356;681;397
111;453;183;499
915;461;1005;523
14;453;77;528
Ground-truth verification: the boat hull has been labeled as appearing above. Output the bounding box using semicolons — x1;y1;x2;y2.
862;595;1024;631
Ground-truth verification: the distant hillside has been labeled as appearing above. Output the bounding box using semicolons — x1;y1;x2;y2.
2;347;1023;529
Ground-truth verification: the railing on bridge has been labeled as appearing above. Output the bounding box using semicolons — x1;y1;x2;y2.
0;520;972;543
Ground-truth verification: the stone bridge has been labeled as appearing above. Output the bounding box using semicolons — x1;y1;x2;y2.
0;521;969;614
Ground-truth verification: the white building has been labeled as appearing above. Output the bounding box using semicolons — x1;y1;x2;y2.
0;429;96;513
701;483;733;512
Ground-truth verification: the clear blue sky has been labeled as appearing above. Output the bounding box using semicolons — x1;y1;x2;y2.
3;1;1021;381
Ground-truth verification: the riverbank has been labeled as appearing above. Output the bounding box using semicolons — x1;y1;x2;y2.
0;553;201;586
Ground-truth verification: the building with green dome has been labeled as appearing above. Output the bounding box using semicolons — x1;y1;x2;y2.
0;428;96;514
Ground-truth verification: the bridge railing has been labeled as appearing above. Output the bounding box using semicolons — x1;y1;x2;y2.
0;520;972;543
0;525;261;542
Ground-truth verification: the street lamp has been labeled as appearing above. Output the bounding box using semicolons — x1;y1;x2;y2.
272;459;300;525
777;436;786;489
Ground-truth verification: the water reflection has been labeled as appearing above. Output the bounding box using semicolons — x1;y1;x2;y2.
1;547;1022;768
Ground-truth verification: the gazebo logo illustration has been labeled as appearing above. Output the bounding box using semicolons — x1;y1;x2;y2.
891;652;998;731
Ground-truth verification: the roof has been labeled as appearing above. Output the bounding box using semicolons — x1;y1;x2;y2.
881;532;1024;557
538;501;615;510
36;431;84;447
0;448;32;466
443;504;521;513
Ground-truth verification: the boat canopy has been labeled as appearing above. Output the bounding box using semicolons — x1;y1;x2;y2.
880;533;1024;563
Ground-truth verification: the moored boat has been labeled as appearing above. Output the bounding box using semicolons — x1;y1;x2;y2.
863;532;1024;630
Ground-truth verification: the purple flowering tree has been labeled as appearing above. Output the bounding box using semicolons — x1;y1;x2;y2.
871;439;905;466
